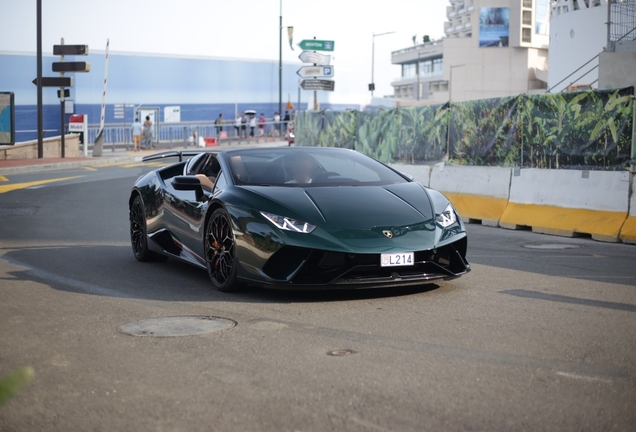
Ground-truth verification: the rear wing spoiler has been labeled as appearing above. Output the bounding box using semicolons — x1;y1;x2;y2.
142;150;207;163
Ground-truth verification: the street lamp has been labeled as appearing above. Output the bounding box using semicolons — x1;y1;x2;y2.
370;31;396;97
278;0;283;119
416;49;421;101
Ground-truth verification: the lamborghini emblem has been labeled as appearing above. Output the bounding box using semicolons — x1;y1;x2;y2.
382;230;393;239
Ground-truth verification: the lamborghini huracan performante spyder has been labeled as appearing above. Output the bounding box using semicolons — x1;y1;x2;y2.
129;147;470;292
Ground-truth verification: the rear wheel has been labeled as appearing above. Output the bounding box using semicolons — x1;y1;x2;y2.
130;195;167;262
205;208;240;292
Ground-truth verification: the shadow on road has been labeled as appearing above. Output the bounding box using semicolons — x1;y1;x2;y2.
2;245;443;303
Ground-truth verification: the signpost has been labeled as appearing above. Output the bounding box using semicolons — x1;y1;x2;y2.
53;44;88;55
52;39;90;158
297;38;336;111
298;39;335;51
297;65;334;78
300;79;335;91
32;77;73;87
298;51;331;66
52;62;90;72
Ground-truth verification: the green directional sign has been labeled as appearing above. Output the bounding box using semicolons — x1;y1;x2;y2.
298;39;335;52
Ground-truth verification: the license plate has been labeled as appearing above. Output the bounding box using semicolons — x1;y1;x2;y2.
381;252;414;267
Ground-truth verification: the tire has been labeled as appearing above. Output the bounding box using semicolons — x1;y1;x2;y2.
130;195;167;262
205;208;240;292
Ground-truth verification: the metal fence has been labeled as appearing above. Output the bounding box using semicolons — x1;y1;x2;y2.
609;0;636;45
85;119;291;149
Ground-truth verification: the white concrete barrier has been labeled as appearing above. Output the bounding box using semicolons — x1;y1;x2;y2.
620;174;636;244
428;164;512;226
389;163;431;187
500;169;630;242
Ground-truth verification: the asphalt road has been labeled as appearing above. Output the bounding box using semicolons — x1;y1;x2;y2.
1;163;635;431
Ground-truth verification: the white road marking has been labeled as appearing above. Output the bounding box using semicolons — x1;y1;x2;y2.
556;371;612;384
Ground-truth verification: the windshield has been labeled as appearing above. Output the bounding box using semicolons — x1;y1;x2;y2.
225;148;409;187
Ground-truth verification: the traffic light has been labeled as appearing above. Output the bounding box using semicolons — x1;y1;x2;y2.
52;62;91;72
53;45;88;56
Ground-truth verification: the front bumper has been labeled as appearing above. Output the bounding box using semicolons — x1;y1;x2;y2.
245;236;470;289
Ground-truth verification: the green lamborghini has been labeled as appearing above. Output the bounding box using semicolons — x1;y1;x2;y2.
129;147;470;292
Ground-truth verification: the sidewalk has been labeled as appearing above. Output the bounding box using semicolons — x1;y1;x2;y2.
0;138;289;175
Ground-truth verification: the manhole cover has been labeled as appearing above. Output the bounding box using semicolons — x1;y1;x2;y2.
523;243;582;250
119;316;236;337
327;349;357;357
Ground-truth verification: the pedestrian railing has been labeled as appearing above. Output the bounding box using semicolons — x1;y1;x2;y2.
85;119;290;149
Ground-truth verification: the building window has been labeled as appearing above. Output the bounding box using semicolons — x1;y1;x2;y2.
433;58;444;74
420;60;432;77
522;27;532;43
402;63;416;78
523;10;532;25
522;0;532;8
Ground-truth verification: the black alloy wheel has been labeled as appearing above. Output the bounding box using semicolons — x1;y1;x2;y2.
130;195;166;262
205;208;239;292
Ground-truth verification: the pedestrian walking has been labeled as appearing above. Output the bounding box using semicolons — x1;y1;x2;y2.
249;114;256;137
273;112;280;136
241;113;248;138
283;110;291;137
142;115;154;149
258;113;266;136
235;113;241;138
131;117;142;151
215;114;223;137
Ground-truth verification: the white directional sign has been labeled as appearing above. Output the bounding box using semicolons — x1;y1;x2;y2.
297;66;335;78
300;79;335;91
298;51;331;66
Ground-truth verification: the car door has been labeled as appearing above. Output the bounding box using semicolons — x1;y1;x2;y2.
163;153;221;266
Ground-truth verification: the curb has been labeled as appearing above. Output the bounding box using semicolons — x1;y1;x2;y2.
0;156;141;175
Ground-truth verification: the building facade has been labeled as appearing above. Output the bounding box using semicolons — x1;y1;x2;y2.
549;0;636;92
391;0;550;104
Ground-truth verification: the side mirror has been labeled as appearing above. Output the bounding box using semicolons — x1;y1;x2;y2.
172;176;205;201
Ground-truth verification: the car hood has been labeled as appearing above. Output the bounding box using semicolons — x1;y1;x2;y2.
242;182;434;230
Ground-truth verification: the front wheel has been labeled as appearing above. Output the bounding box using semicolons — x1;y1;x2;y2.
130;195;153;261
205;208;240;292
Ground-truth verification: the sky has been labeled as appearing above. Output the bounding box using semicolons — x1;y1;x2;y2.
1;1;449;102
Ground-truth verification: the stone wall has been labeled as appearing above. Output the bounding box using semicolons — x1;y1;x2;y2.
0;134;80;160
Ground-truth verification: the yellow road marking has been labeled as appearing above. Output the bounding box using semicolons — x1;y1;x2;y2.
0;175;8;182
0;176;84;194
119;162;167;168
83;166;98;171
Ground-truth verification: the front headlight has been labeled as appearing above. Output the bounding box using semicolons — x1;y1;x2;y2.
435;204;457;228
260;211;316;233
